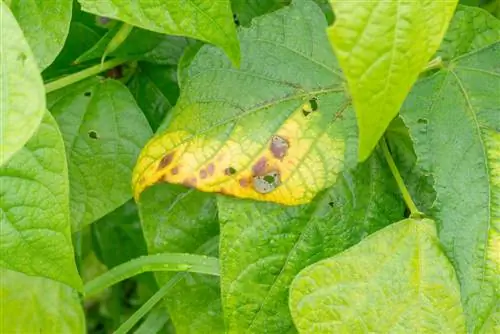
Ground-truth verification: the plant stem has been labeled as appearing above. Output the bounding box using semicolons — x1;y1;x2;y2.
380;138;421;217
44;58;128;93
114;275;183;334
423;56;443;72
84;253;219;298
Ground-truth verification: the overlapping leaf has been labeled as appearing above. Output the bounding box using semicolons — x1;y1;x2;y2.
0;269;85;333
0;112;81;289
290;218;466;333
327;0;457;161
133;0;356;205
48;79;152;230
0;3;45;166
400;39;500;331
218;151;404;333
138;184;224;333
8;0;72;70
78;0;240;65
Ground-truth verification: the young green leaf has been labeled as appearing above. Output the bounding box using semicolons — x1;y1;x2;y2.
77;0;240;66
0;2;45;166
231;0;291;26
0;111;81;289
133;0;356;205
8;0;72;70
138;184;224;333
48;79;153;230
0;269;85;333
218;151;404;333
437;5;500;61
289;218;466;333
327;0;458;161
400;41;500;332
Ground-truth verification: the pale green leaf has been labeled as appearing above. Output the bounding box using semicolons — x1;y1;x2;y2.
0;269;85;333
327;0;458;161
290;218;466;333
218;151;404;333
77;0;240;66
138;184;224;333
8;0;72;70
0;2;45;166
48;79;153;230
437;5;500;61
133;0;357;206
400;41;500;332
0;111;81;289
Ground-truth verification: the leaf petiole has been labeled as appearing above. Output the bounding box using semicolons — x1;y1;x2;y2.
423;56;444;72
380;138;423;218
44;58;128;93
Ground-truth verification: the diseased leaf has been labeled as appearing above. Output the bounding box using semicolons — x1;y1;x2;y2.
290;218;466;333
48;79;153;230
437;5;500;61
327;0;457;161
400;41;500;331
138;184;224;333
133;0;356;205
8;0;72;70
78;0;240;66
75;25;193;65
0;111;81;289
128;63;180;131
0;269;86;333
0;2;45;166
218;151;404;333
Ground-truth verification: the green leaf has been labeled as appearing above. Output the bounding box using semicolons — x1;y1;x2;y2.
400;41;500;331
0;269;85;333
75;25;193;66
218;151;404;333
92;200;148;268
289;218;466;333
128;63;180;131
133;0;357;205
48;79;153;230
231;0;290;26
437;5;500;61
0;2;45;166
8;0;72;70
327;0;458;161
78;0;240;66
0;111;81;289
138;184;224;333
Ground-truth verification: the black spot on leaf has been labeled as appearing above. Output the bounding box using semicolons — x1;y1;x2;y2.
88;130;99;139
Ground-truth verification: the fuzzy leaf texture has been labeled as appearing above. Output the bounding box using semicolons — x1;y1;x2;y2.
8;0;72;70
139;184;223;333
0;112;81;289
0;3;45;166
77;0;240;66
0;269;85;333
133;0;357;205
327;0;458;161
400;38;500;331
218;151;405;333
290;218;466;333
48;79;153;230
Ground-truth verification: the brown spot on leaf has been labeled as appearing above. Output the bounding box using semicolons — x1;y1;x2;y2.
171;166;179;175
239;178;249;188
183;177;197;188
139;176;145;185
270;135;289;160
224;167;237;175
207;163;215;176
252;157;267;176
157;153;174;171
199;169;208;179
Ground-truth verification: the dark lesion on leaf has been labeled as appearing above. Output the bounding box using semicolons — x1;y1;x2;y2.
270;135;289;160
302;97;319;116
252;157;268;176
199;169;208;179
183;177;197;188
84;91;92;97
157;152;175;171
88;130;99;139
224;167;237;175
207;163;215;176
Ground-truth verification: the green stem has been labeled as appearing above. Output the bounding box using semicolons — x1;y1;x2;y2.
114;275;182;334
84;253;219;298
423;56;443;72
380;138;422;217
44;58;128;93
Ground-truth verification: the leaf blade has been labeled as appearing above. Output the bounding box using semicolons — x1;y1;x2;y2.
327;0;458;161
